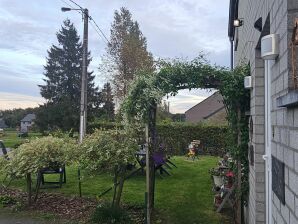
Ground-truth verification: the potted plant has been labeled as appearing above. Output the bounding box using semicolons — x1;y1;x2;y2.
209;168;224;187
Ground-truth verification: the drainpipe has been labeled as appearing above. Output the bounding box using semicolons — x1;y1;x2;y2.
263;59;272;224
230;39;234;70
261;34;279;224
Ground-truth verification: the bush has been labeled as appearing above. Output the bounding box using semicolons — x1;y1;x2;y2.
88;122;229;156
91;203;132;224
156;123;229;156
87;121;123;134
2;136;74;178
77;129;138;174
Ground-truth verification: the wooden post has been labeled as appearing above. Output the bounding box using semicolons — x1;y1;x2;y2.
78;167;82;197
26;173;32;205
146;103;157;224
145;124;151;224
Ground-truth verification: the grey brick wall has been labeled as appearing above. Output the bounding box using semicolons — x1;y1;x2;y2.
235;0;298;223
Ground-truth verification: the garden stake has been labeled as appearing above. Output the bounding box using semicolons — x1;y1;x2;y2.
78;167;82;197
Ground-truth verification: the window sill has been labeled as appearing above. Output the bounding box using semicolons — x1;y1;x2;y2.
277;90;298;108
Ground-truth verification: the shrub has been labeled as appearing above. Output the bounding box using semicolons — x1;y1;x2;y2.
87;122;229;156
87;121;123;134
91;203;132;224
77;129;139;207
156;123;229;155
78;129;138;174
2;136;74;178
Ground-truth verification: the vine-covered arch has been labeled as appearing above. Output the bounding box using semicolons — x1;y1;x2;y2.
122;57;249;124
121;56;250;223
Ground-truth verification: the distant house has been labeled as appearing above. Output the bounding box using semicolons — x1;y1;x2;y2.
0;119;8;129
20;113;36;133
185;92;227;124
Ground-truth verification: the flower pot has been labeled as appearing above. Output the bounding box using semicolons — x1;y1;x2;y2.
213;175;224;187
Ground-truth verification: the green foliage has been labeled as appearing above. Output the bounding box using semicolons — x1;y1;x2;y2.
77;129;138;174
87;122;227;155
87;121;123;133
1;136;74;178
102;7;154;100
0;195;17;207
37;19;101;132
0;108;38;128
91;203;132;224
121;56;250;202
100;82;115;121
156;123;228;155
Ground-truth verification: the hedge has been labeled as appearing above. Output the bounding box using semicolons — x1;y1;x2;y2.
87;121;229;156
156;123;229;156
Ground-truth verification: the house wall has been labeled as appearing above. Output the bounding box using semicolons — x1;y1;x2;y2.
20;121;32;132
205;108;227;125
235;0;298;223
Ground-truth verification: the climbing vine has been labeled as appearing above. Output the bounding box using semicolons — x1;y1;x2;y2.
121;56;250;202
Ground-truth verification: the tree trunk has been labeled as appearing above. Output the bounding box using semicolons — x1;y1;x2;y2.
115;167;125;207
26;173;32;205
34;171;42;202
112;166;118;207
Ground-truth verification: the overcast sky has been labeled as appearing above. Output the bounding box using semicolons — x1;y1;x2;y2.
0;0;230;113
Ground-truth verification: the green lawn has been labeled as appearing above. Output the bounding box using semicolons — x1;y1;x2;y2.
0;130;42;148
2;156;231;224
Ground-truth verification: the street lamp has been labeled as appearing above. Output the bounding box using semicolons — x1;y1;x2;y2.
61;7;72;12
61;7;89;144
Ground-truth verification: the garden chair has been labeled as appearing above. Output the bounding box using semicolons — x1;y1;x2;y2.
152;152;170;176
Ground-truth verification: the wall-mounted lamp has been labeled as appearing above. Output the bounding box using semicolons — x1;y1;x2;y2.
233;18;243;27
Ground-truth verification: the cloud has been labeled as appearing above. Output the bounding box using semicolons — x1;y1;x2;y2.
0;92;44;110
166;89;216;113
0;0;230;111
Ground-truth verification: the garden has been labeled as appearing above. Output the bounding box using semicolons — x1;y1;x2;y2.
0;56;250;224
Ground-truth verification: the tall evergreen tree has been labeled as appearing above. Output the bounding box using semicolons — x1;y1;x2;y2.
102;7;154;101
38;19;100;131
101;82;115;121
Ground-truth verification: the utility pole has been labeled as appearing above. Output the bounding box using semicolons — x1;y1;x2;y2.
79;8;88;143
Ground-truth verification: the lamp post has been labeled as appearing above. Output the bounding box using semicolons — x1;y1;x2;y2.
61;7;88;143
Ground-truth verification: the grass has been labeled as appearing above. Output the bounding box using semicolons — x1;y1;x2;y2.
2;156;231;224
0;131;231;223
0;130;42;148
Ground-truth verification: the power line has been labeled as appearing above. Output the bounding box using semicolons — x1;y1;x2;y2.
89;21;108;45
62;0;110;44
60;0;82;16
68;0;83;10
60;0;75;10
88;16;110;44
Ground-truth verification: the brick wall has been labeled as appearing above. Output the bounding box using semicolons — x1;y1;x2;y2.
235;0;296;223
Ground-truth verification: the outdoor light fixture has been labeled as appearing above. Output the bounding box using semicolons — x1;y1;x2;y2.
61;7;72;12
233;18;243;27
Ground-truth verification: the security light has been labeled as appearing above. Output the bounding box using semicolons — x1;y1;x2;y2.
233;19;243;27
